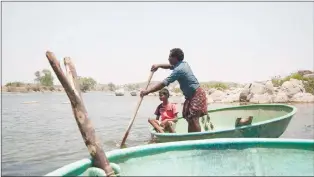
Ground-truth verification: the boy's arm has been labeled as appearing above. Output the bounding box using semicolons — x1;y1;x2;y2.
154;104;161;121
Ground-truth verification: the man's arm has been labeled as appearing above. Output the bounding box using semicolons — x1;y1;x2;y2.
148;69;180;93
157;64;173;69
141;69;180;97
146;82;166;94
151;64;174;72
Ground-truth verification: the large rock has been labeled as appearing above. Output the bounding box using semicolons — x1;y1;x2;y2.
273;87;280;93
273;92;289;103
210;90;225;102
208;88;217;95
206;95;214;104
290;93;314;103
239;83;252;102
222;93;240;103
250;82;267;95
226;87;242;95
297;70;313;76
303;74;314;79
239;82;267;102
264;80;274;94
280;79;305;98
249;93;273;103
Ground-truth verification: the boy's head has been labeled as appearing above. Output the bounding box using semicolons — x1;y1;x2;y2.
159;88;170;101
168;48;184;65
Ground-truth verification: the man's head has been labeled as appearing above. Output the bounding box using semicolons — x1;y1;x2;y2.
159;88;170;101
168;48;184;65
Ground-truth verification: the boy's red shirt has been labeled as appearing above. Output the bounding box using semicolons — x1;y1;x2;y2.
154;103;178;121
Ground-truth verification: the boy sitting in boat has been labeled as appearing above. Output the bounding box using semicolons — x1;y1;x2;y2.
148;88;178;133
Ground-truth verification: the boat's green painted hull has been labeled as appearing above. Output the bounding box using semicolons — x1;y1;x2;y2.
45;138;314;176
150;104;297;143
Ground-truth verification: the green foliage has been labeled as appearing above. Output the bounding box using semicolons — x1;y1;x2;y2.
173;88;181;93
5;82;25;87
271;76;282;87
271;72;314;94
78;77;97;92
303;79;314;94
126;83;140;91
34;69;54;87
108;82;116;91
200;82;229;91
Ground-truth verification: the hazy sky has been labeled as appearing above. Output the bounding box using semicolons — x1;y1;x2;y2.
2;2;313;85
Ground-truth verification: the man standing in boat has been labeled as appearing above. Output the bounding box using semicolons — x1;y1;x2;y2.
140;48;209;132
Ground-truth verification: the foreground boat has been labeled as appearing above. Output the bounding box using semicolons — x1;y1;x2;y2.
45;138;313;176
151;104;297;143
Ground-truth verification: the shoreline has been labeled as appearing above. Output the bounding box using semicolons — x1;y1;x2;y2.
2;70;314;104
2;91;314;104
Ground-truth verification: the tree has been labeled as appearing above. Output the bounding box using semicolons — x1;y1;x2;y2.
34;69;54;86
108;82;116;91
34;71;41;83
78;77;97;92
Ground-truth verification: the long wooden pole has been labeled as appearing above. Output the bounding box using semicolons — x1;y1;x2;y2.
120;71;154;148
45;51;115;177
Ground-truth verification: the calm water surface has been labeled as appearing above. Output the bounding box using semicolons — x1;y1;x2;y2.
2;92;314;176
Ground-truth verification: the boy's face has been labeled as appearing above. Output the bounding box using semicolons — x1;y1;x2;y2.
159;93;167;101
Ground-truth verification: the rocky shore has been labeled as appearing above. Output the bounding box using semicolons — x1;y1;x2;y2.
153;70;314;103
207;79;314;103
1;84;64;93
3;70;314;103
145;78;314;103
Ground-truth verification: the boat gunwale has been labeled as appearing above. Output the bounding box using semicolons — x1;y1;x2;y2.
150;103;297;137
45;138;313;176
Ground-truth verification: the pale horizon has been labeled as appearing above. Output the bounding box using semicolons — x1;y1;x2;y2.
2;2;313;86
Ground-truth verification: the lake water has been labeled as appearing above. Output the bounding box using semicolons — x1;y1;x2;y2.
1;92;314;176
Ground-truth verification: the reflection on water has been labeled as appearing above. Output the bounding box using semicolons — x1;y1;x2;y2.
2;92;314;175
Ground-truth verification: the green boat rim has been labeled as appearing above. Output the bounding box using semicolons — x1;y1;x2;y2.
150;104;298;137
105;138;313;157
45;138;313;176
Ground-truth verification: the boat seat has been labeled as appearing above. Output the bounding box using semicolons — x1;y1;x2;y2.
235;116;254;127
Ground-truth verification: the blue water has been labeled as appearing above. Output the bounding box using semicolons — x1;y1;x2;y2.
2;92;314;175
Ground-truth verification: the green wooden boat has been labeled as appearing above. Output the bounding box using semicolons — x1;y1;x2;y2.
45;138;313;176
150;104;297;143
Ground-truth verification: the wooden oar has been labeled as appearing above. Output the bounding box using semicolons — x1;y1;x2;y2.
120;71;154;148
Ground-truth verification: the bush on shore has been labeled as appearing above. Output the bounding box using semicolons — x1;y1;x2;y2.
201;82;229;91
271;72;314;94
